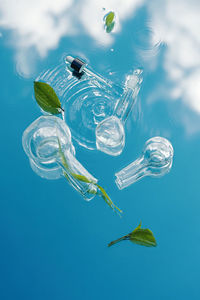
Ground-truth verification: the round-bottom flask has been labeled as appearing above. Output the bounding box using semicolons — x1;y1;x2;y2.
22;116;97;201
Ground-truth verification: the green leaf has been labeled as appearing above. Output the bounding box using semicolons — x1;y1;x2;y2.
108;222;157;247
34;81;63;115
106;22;115;33
105;12;115;27
130;222;157;247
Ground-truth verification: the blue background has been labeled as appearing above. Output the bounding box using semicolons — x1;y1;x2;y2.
1;2;200;299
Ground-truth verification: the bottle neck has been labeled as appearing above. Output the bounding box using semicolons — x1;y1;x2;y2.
114;88;134;123
114;70;142;123
115;156;147;189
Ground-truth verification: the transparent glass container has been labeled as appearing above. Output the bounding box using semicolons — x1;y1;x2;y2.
115;137;174;189
37;55;142;156
22;116;97;201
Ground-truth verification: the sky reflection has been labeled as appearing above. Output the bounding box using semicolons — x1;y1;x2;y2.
148;0;200;115
0;0;144;76
0;0;200;133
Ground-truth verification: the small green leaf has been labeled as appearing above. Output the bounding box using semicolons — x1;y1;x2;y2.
105;11;115;27
130;222;157;247
106;22;115;33
34;81;63;115
108;222;157;248
104;11;115;33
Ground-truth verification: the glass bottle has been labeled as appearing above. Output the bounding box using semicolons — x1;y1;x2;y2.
115;137;174;189
37;55;142;156
22;116;97;201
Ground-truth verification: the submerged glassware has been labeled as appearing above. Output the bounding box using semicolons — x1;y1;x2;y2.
37;55;142;156
115;137;174;189
22;116;97;201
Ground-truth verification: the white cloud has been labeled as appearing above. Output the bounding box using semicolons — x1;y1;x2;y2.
148;0;200;121
0;0;144;76
1;0;199;135
0;0;75;76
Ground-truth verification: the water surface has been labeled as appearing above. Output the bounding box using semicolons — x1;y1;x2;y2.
0;1;200;299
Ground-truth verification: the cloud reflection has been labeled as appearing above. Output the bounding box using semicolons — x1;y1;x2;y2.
1;0;200;133
0;0;144;76
148;0;200;122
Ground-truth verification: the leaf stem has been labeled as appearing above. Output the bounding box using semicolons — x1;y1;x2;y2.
108;234;130;247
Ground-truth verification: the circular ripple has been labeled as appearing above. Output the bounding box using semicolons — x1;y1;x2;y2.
37;63;117;150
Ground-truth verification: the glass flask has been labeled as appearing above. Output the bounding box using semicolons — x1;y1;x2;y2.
115;137;174;189
22;116;97;201
37;55;143;156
